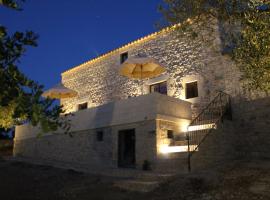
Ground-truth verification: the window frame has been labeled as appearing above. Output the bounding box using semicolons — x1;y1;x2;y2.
149;81;167;95
120;52;128;64
78;102;88;111
185;81;198;99
167;130;174;139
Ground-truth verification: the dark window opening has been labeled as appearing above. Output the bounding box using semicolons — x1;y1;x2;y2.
167;130;174;139
185;81;198;99
78;102;88;110
96;131;104;141
120;52;128;64
150;81;167;95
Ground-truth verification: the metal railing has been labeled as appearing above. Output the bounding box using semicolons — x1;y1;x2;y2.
186;91;232;172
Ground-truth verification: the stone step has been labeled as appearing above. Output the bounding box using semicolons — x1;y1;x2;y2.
158;151;188;159
173;127;216;144
189;119;218;128
183;130;211;146
171;140;188;146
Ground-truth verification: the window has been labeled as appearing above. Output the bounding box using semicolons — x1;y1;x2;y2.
185;81;198;99
120;52;128;64
167;130;174;139
96;131;103;141
150;81;167;95
78;102;88;110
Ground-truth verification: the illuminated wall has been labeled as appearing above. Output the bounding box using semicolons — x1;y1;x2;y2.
61;18;241;114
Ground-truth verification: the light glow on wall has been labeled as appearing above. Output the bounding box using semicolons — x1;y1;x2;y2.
159;145;198;154
187;123;216;132
62;18;197;76
61;23;182;76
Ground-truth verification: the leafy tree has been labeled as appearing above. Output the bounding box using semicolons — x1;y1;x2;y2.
233;5;270;93
0;1;70;133
159;0;270;93
0;0;22;9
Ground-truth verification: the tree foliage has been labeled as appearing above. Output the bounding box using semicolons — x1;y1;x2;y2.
0;0;23;10
159;0;270;93
0;1;70;133
233;6;270;92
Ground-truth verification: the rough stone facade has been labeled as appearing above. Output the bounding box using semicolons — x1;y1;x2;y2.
14;117;189;172
186;96;270;172
14;128;113;170
232;97;270;160
61;18;241;116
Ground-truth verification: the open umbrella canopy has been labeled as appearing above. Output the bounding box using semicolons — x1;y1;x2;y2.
119;57;166;79
42;83;78;99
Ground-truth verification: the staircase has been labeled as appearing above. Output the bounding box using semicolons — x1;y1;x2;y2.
171;92;232;172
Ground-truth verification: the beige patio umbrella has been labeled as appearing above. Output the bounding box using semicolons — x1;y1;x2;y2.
119;57;166;94
42;83;78;99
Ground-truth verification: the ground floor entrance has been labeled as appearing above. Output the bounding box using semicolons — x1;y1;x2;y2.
118;129;136;168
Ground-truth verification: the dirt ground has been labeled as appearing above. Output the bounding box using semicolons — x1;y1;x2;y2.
0;157;270;200
0;158;144;200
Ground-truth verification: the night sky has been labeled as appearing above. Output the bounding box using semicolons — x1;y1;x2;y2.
0;0;163;89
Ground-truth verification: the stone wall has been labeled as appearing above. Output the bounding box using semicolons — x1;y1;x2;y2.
15;93;191;141
14;127;113;170
13;93;192;172
13;120;158;172
190;120;236;171
14;117;193;172
61;18;242;116
232;97;270;160
188;96;270;172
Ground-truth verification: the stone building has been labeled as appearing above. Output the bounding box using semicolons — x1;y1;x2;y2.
14;18;248;173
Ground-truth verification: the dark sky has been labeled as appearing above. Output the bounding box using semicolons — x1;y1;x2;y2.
0;0;163;89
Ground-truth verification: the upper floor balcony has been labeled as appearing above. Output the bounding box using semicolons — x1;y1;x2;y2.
15;93;192;141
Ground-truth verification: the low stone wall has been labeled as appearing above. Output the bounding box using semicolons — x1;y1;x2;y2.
190;120;236;171
232;96;270;160
189;96;270;172
14;128;113;170
13;120;158;172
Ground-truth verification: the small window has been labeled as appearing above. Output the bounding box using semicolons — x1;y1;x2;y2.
78;102;88;110
120;52;128;64
150;81;167;95
167;130;174;139
185;81;198;99
96;131;103;141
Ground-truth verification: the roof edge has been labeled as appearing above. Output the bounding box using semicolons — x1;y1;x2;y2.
61;23;183;76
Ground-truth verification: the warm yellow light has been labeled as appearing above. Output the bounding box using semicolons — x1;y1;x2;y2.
187;123;216;132
61;23;184;76
159;145;198;154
